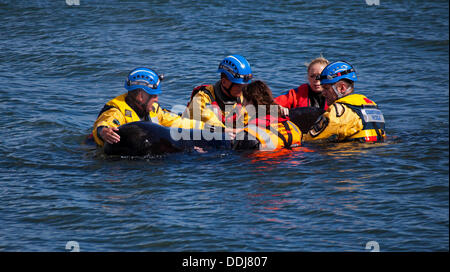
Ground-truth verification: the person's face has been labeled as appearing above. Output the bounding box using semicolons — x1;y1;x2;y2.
322;81;350;105
138;91;158;112
221;77;245;98
146;94;158;112
321;84;337;105
308;63;327;93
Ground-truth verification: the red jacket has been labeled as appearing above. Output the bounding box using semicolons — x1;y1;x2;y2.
274;84;328;110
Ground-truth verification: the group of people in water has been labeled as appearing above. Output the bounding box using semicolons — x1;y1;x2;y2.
92;55;386;153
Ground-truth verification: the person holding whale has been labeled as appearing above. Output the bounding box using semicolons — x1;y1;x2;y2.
93;67;206;146
303;61;386;142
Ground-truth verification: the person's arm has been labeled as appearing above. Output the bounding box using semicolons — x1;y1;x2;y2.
183;91;226;128
303;104;363;142
154;103;205;129
274;88;297;109
92;108;125;146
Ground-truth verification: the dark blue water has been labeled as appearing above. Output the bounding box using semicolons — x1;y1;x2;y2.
0;0;448;251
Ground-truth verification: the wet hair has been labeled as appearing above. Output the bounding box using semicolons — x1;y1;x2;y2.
305;55;329;74
242;80;282;117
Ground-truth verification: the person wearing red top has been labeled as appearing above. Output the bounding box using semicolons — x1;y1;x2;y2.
275;57;329;111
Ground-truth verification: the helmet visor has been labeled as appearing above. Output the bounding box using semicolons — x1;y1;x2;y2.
316;68;355;81
128;74;164;89
219;64;253;83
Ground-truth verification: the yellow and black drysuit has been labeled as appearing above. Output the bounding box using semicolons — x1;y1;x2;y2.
233;115;302;151
93;93;204;146
303;93;385;142
182;81;248;128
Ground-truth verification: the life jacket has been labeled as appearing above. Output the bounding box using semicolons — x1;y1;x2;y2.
243;115;302;151
336;94;386;142
279;84;328;110
97;93;159;124
188;84;245;127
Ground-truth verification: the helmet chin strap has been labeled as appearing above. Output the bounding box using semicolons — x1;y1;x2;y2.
332;84;352;99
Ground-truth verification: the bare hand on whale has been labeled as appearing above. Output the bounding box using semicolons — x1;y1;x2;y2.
100;126;121;144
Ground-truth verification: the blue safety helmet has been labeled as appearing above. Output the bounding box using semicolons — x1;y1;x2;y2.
317;61;357;85
124;67;164;95
217;55;253;84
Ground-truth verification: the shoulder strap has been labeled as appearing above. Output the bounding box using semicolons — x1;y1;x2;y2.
281;121;293;148
97;104;116;118
189;85;215;104
267;121;292;149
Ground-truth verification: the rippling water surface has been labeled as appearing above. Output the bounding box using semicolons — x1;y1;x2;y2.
0;0;448;251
